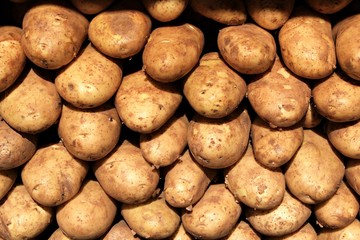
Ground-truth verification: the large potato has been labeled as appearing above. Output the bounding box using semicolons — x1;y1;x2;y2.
224;221;261;240
345;158;360;195
279;5;336;79
305;0;352;14
142;0;189;22
21;0;89;69
70;0;114;15
0;168;17;201
318;219;360;240
102;220;141;240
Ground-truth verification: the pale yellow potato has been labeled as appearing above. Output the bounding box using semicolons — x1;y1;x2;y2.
306;0;352;14
48;228;72;240
168;223;194;240
102;220;141;240
93;140;160;204
142;0;189;22
264;223;317;240
318;219;360;240
115;70;183;133
0;168;17;201
182;184;241;239
225;144;286;210
218;23;276;75
70;0;114;15
55;43;122;109
56;180;117;239
345;158;360;195
223;221;261;240
183;52;247;119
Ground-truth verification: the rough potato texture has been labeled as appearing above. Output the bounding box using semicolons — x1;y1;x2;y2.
70;0;114;15
305;0;352;14
0;169;17;201
318;219;360;240
224;221;261;240
265;223;317;240
142;0;189;22
102;220;141;240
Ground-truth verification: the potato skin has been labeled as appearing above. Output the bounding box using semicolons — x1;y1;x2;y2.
102;220;141;240
265;223;317;240
168;223;194;240
318;219;360;240
70;0;114;15
142;0;189;22
302;100;323;128
345;158;360;195
224;221;261;240
306;0;352;14
0;169;17;201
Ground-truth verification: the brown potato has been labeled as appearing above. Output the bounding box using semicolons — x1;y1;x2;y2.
302;99;323;128
21;142;89;207
142;23;204;82
70;0;114;15
218;23;276;75
182;184;241;239
306;0;352;14
245;0;295;30
189;0;246;25
264;223;317;240
0;67;62;134
55;43;123;109
251;116;304;168
140;113;189;168
187;107;251;169
121;193;181;239
246;190;312;237
142;0;189;22
21;1;89;69
183;52;247;119
0;184;53;240
0;26;26;92
102;220;141;240
164;150;217;209
169;223;194;240
225;144;286;210
0;168;17;201
318;219;360;240
345;158;360;195
223;221;261;240
0;119;37;170
48;228;72;240
58;102;121;161
284;129;345;204
56;180;117;239
93;140;160;204
115;70;183;134
279;5;336;79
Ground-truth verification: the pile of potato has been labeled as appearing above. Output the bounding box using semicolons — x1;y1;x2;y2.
1;0;360;239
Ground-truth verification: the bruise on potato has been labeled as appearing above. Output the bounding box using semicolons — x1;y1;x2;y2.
142;0;189;22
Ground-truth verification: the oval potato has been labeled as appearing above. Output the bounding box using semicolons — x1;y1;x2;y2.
142;0;189;22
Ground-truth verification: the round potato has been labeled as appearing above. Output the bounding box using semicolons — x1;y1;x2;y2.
318;219;360;240
70;0;114;15
0;168;17;201
264;223;317;240
142;0;189;22
102;220;141;240
306;0;352;14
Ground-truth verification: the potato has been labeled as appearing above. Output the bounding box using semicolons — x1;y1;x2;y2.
326;120;360;159
140;113;189;168
121;193;181;239
279;5;336;79
48;228;72;240
345;158;360;195
56;180;117;239
142;0;189;22
0;26;26;92
218;23;276;75
318;219;360;240
182;184;241;239
21;142;89;207
93;140;160;204
302;99;323;128
183;52;247;119
115;70;183;133
0;168;17;201
88;1;151;59
102;220;141;240
58;102;121;161
21;0;89;69
169;223;194;240
247;56;311;128
251;116;304;168
245;0;295;30
314;181;359;229
0;119;37;170
0;67;62;134
164;150;217;209
223;221;261;240
264;223;317;240
55;43;123;109
0;184;53;240
246;190;312;237
225;144;286;210
70;0;114;15
189;0;246;25
312;71;360;122
187;107;251;169
284;129;345;204
142;23;204;83
306;0;352;14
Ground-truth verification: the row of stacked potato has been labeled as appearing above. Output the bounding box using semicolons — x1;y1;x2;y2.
1;0;360;239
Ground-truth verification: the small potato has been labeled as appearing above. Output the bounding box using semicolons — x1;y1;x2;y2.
140;113;189;168
21;142;89;207
318;219;360;240
88;1;151;59
55;43;123;109
245;0;295;30
93;140;160;204
182;184;242;239
313;71;360;122
0;119;37;170
246;190;312;237
284;129;345;204
345;158;360;195
48;228;72;240
102;220;141;240
183;52;247;119
58;102;121;161
0;184;53;240
327;120;360;159
189;0;246;25
121;193;181;239
225;144;286;210
21;1;89;69
223;221;261;240
302;99;323;128
218;23;276;75
251;116;303;168
0;168;17;201
142;0;189;22
0;67;62;134
70;0;114;15
56;180;117;240
115;70;183;134
164;150;218;209
142;23;204;83
169;223;194;240
187;107;251;169
306;0;352;14
264;223;317;240
0;26;26;92
279;5;336;79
